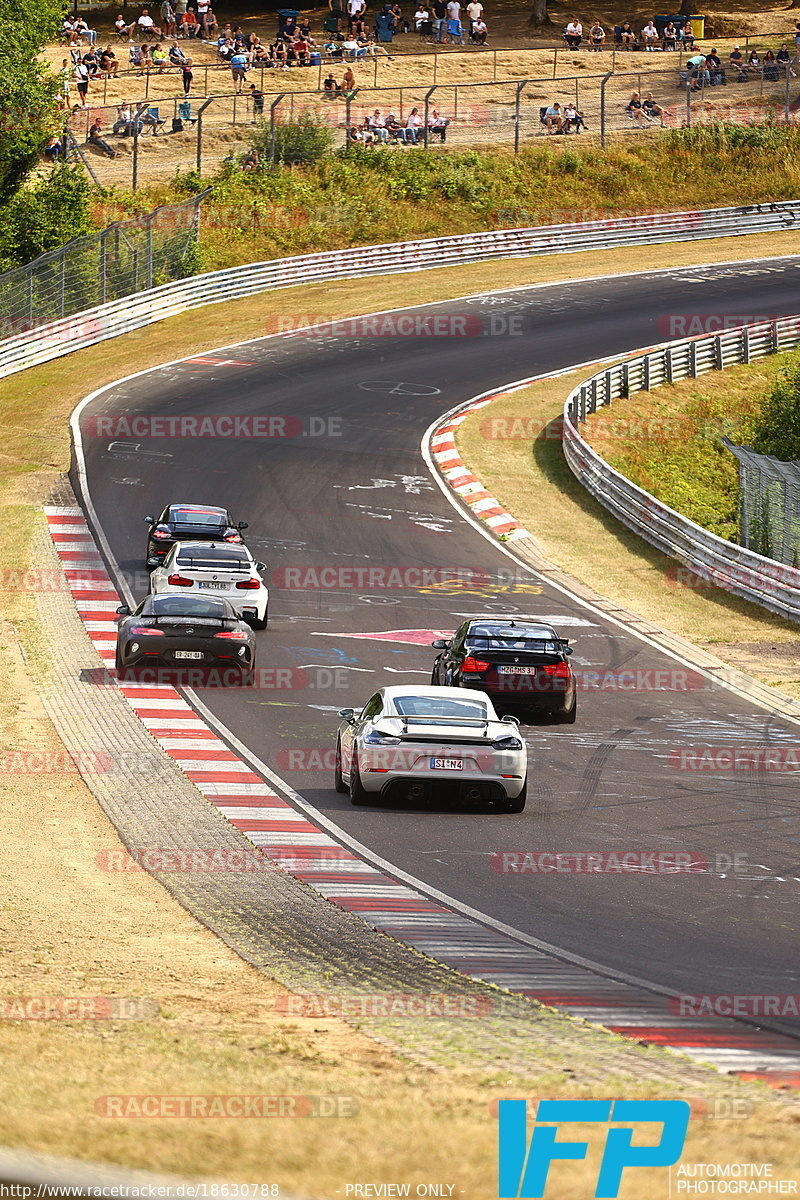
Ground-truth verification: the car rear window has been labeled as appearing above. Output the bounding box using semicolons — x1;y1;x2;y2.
169;507;227;527
466;623;559;650
147;595;232;617
392;696;488;721
176;548;250;570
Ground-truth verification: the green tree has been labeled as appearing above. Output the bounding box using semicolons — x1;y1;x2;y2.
0;0;64;201
0;166;93;270
751;358;800;462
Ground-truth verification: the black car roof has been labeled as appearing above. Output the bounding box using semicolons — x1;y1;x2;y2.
144;594;238;616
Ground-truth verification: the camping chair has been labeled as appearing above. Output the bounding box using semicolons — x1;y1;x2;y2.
445;17;463;42
142;105;166;134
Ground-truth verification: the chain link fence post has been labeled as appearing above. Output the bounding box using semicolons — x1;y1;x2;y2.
423;84;436;147
196;96;213;174
270;93;286;163
513;79;527;154
599;71;613;146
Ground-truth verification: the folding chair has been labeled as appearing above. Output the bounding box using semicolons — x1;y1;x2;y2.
178;100;196;124
143;106;166;134
445;18;463;43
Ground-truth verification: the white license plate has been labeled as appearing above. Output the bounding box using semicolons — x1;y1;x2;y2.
198;581;230;590
174;650;204;660
430;757;463;771
498;665;536;675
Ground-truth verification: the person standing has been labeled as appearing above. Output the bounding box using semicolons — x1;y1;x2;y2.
432;0;447;40
73;58;90;107
230;47;248;92
465;0;482;34
181;55;193;92
249;82;264;118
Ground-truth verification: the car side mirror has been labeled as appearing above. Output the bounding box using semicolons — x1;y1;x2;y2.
238;521;249;530
115;604;131;616
144;515;155;523
564;646;573;656
431;638;450;649
338;708;356;721
255;561;266;572
501;713;520;726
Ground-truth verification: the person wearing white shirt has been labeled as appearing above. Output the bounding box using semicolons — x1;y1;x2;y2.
414;5;429;29
465;0;482;30
369;108;389;141
641;20;658;49
446;0;460;19
404;106;422;142
471;17;486;42
564;18;582;49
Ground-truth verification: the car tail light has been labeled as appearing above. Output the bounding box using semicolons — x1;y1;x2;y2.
152;527;171;540
462;656;490;673
540;662;571;678
235;578;260;590
214;630;249;640
128;626;164;636
167;573;194;587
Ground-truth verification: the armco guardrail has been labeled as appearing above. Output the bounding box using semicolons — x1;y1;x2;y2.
562;316;800;622
1;201;798;380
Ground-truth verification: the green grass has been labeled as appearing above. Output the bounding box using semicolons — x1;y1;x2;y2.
89;124;800;272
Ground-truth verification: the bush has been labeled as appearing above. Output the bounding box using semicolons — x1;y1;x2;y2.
751;358;800;461
251;113;334;166
0;166;93;271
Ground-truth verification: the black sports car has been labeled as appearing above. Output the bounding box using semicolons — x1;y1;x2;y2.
144;503;248;567
431;616;576;723
115;593;256;680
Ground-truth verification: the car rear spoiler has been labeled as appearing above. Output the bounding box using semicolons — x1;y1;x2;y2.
399;715;489;728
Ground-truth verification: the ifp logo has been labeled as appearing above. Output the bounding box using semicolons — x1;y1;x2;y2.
498;1099;690;1198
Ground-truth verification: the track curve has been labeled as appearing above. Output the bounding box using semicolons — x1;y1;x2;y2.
74;258;800;1050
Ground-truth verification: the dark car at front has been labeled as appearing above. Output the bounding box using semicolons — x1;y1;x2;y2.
115;593;256;683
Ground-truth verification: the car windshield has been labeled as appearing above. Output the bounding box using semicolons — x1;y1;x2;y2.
391;695;488;721
169;506;228;526
466;623;558;650
146;595;233;617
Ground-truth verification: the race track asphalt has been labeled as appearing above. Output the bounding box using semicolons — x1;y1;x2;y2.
76;257;800;1021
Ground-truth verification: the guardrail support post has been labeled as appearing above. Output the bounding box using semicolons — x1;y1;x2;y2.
196;97;213;175
643;355;650;391
423;85;436;148
742;326;750;364
665;346;673;383
689;340;698;377
786;65;791;124
513;79;527;154
715;334;723;370
599;71;613;147
269;93;286;164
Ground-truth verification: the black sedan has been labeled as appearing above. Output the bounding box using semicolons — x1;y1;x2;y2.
144;503;248;567
431;616;576;723
115;593;256;681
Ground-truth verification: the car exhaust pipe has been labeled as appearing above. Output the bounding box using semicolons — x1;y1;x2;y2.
408;783;425;801
464;787;482;802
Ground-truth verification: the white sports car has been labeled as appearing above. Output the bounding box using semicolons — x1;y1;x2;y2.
334;685;527;812
149;540;269;629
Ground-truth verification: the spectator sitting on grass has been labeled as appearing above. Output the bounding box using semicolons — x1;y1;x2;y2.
588;19;605;48
405;105;423;142
641;19;658;49
729;44;745;74
428;108;449;139
625;90;648;122
544;101;563;132
292;34;311;64
642;91;662;121
89;117;118;158
777;44;797;76
180;10;198;36
43;136;62;162
342;66;356;89
471;18;487;43
564;19;582;49
384;110;403;138
368;108;389;141
706;48;725;84
323;70;340;95
241;148;259;171
679;20;695;49
82;47;100;76
748;49;762;73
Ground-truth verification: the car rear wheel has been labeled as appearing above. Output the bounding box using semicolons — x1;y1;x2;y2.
349;752;370;806
251;608;268;631
334;737;348;794
505;777;527;813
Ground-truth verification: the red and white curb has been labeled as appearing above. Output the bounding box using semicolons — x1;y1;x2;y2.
45;503;800;1087
430;392;531;542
